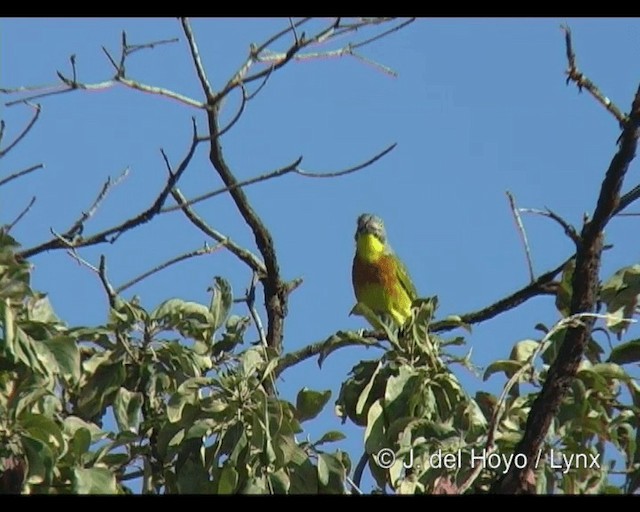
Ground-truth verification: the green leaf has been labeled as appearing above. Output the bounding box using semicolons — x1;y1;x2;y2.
63;416;105;442
113;388;143;433
317;452;330;486
152;298;214;341
268;469;290;494
241;348;264;378
77;361;126;420
314;431;346;447
483;360;523;381
21;434;54;486
218;465;239;494
510;340;539;362
296;388;331;422
317;453;346;494
364;399;386;456
590;362;628;381
69;428;92;463
601;265;640;336
20;413;66;458
44;335;80;383
72;467;118;494
356;360;382;416
209;276;232;333
26;294;61;324
609;339;640;365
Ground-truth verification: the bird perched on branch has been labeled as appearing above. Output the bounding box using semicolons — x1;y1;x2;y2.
351;213;418;328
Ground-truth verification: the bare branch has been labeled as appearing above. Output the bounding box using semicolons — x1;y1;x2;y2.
162;143;393;214
519;207;581;247
126;37;179;56
5;196;36;233
561;24;627;126
217;85;247;138
296;143;397;178
350;18;416;50
67;168;130;239
275;331;384;377
180;18;214;101
66;250;117;309
288;18;300;46
115;243;224;294
616;183;640;214
116;77;207;110
432;258;566;333
98;256;117;308
161;156;302;214
0;163;44;188
246;272;268;348
0;103;41;156
18;121;200;260
169;187;266;275
506;191;535;282
245;64;274;101
102;46;120;72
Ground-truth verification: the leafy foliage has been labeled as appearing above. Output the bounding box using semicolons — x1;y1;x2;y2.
0;232;347;494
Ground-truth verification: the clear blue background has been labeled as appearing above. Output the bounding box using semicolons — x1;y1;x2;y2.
2;18;639;493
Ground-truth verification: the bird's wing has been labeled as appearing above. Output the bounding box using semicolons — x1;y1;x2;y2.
394;253;418;301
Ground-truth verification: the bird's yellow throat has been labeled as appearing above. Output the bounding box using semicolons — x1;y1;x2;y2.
356;233;386;263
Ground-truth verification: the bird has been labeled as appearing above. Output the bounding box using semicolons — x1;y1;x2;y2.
351;213;418;328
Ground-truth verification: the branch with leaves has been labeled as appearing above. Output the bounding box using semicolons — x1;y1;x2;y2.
491;28;640;493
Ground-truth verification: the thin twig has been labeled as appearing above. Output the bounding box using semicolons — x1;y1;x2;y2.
296;143;397;178
161;157;302;214
161;143;394;214
349;50;398;78
102;46;120;72
67;168;130;239
19;120;200;259
169;187;266;275
351;18;416;50
246;272;268;348
5;81;114;107
115;243;224;294
217;84;247;138
288;18;300;46
116;77;207;110
506;191;535;282
519;207;581;247
0;103;41;156
98;255;117;307
0;163;44;187
126;37;179;55
6;196;36;233
345;475;363;495
246;64;274;101
561;24;627;126
180;18;214;101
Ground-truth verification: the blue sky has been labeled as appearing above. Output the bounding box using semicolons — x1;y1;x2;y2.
2;18;640;492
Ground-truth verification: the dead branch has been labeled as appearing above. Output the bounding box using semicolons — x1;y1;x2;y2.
562;25;627;126
114;243;224;295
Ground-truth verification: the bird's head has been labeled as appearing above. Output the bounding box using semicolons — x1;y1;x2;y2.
355;213;387;244
355;214;388;260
